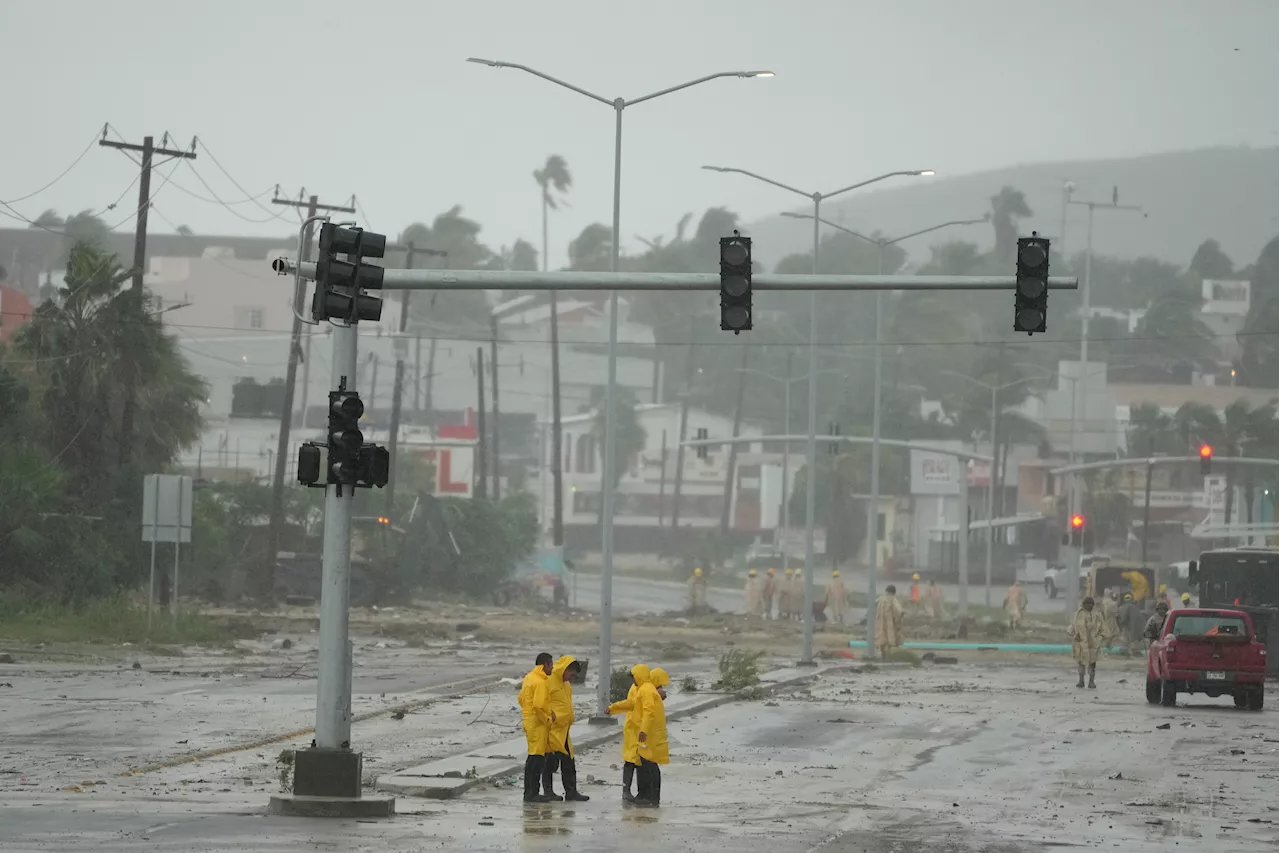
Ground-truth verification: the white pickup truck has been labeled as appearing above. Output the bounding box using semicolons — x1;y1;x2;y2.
1040;553;1112;599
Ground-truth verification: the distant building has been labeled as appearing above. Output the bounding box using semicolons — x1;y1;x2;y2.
0;284;32;341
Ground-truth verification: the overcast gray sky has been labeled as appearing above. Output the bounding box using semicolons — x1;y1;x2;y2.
3;0;1275;268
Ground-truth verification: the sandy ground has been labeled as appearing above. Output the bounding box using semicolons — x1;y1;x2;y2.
1;636;1276;852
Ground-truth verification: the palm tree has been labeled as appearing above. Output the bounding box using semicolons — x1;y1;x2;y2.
1175;400;1279;523
533;155;572;547
586;386;647;529
989;187;1033;263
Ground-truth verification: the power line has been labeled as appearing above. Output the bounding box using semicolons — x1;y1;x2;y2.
0;127;105;205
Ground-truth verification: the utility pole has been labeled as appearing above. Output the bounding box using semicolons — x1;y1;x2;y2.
98;130;196;466
490;313;502;501
719;345;750;538
475;347;488;500
264;192;355;602
668;314;698;553
385;242;446;516
1140;438;1155;566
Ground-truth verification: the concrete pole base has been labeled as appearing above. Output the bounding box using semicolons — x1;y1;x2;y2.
795;659;819;668
268;794;395;818
588;714;618;726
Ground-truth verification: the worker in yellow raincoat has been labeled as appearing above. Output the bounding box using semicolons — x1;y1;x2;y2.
1068;596;1107;689
635;666;670;807
874;585;905;659
825;569;847;626
518;652;555;802
542;656;589;801
685;568;708;614
606;663;650;803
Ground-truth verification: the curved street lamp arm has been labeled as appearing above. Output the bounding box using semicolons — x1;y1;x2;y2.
823;170;933;201
884;216;990;245
466;57;613;107
701;166;812;200
780;211;876;246
626;71;771;107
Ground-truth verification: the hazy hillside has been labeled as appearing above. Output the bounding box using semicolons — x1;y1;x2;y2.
745;146;1279;271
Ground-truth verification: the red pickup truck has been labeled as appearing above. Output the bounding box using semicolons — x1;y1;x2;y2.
1146;608;1268;711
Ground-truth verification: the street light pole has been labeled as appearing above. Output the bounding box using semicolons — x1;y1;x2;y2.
703;166;934;663
469;58;773;715
779;211;987;634
1065;192;1144;610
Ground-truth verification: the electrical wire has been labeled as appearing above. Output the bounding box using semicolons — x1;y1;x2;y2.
0;127;104;205
192;136;289;222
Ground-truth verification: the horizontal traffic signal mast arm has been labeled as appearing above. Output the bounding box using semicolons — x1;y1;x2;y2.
682;433;993;463
273;259;1078;293
1050;456;1277;476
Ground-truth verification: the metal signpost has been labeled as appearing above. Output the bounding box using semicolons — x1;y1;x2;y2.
270;225;1075;813
141;473;193;630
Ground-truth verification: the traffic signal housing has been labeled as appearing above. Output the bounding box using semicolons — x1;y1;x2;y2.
313;222;387;323
327;390;365;487
1199;444;1212;476
1014;234;1050;334
357;444;390;489
297;444;322;486
828;422;840;456
719;234;752;333
1064;513;1087;548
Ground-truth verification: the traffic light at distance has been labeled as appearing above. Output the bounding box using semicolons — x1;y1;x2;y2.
1066;513;1087;547
828;422;840;456
695;427;709;460
327;390;365;486
1014;233;1050;334
1199;444;1212;476
313;222;388;323
719;234;752;333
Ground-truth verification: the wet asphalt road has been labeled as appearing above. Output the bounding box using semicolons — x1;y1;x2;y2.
2;660;1275;852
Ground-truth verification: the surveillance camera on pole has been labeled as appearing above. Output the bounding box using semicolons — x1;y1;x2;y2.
1014;233;1050;334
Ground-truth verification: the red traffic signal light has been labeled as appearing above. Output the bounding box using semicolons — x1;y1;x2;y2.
1199;444;1212;458
1070;514;1085;529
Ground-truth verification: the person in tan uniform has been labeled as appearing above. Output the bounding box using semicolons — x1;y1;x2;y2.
777;568;795;620
825;569;847;626
923;579;946;622
685;568;708;615
874;585;905;659
1002;580;1028;628
1068;596;1107;689
744;569;763;616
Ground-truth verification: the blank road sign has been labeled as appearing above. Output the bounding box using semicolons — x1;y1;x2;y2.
142;473;193;543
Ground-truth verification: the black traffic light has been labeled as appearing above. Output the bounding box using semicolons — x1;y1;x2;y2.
327;389;365;486
313;222;387;323
1199;444;1213;476
297;444;322;486
695;427;709;460
828;422;840;456
357;444;390;489
719;233;752;333
1014;233;1050;334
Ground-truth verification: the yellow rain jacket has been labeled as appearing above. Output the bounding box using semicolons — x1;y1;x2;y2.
518;665;552;756
607;664;649;765
637;667;670;765
546;656;577;757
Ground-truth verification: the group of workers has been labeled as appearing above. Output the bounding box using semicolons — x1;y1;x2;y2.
1069;585;1198;686
740;567;829;621
518;653;669;808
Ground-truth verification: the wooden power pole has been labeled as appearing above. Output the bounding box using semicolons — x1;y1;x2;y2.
98;130;196;466
263;191;355;602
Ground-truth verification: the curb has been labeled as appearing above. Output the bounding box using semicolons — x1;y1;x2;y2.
374;665;851;799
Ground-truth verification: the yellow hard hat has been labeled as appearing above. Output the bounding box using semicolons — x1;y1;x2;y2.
767;567;776;575
832;570;840;577
749;569;757;576
1159;584;1167;593
1181;592;1191;601
912;573;920;581
694;568;703;577
785;568;793;576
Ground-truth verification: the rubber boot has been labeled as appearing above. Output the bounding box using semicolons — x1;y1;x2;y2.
1087;664;1097;689
622;762;636;802
562;755;589;801
1076;665;1085;688
541;752;563;801
523;755;545;803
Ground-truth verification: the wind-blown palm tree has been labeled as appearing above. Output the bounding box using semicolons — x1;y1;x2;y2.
534;155;572;547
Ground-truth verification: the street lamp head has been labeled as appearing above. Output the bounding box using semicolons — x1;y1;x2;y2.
742;70;776;78
466;57;503;67
915;170;936;176
701;165;731;172
780;212;809;220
